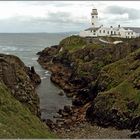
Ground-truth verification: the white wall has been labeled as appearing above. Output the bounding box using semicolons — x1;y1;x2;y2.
91;15;98;27
79;27;138;38
79;30;97;37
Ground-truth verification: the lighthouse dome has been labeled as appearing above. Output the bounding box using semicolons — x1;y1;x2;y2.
91;9;98;15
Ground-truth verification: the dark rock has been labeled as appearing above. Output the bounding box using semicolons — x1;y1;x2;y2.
58;109;63;115
46;119;56;129
58;90;64;96
127;101;138;112
131;116;140;132
27;66;41;86
31;66;35;73
64;105;72;113
130;132;140;138
36;51;42;55
72;98;83;106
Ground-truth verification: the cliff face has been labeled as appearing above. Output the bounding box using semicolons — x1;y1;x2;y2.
0;54;56;138
0;54;41;116
87;48;140;129
37;35;140;132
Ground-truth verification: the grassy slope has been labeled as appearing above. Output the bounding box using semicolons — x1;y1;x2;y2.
94;48;140;122
59;35;86;52
0;82;56;138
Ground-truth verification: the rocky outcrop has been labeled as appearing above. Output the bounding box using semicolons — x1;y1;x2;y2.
37;35;140;134
38;36;140;103
0;54;41;116
86;48;140;131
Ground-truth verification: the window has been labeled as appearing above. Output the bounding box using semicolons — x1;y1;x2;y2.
99;30;101;33
114;31;116;34
103;30;105;33
92;16;94;18
107;31;109;34
92;23;94;25
132;32;133;35
90;30;92;33
128;32;130;35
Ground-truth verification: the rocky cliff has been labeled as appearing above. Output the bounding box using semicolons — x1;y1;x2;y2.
0;53;56;138
38;35;140;135
0;54;41;116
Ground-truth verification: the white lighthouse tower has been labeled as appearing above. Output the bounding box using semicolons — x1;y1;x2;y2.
91;8;98;27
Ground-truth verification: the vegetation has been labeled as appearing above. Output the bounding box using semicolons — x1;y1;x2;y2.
88;47;140;129
0;82;56;138
59;35;86;52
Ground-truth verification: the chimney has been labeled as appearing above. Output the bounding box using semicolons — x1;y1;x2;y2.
118;25;120;28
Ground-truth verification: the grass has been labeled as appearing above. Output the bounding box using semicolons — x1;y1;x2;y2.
0;82;56;138
96;81;140;117
95;48;140;117
98;48;140;91
59;35;86;52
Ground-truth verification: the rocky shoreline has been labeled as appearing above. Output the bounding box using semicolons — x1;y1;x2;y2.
37;35;140;138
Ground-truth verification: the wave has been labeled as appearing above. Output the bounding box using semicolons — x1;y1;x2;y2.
0;46;17;51
0;45;31;52
31;57;38;61
41;76;47;80
45;71;51;76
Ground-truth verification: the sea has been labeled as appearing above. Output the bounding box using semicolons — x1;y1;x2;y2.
0;33;73;120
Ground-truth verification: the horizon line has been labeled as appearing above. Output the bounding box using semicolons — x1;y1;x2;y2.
0;31;79;34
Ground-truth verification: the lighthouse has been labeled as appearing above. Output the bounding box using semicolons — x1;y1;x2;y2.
91;8;98;27
79;7;139;38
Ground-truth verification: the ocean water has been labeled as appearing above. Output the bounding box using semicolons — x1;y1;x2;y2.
0;33;72;120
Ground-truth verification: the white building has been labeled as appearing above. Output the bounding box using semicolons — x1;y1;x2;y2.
79;8;140;38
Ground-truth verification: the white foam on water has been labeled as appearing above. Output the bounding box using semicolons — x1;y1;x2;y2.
31;57;38;61
0;45;32;52
41;76;47;80
1;46;17;51
45;71;51;76
45;71;49;74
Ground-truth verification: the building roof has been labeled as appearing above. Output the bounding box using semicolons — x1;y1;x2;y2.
85;27;100;31
91;9;98;15
124;27;140;33
84;26;140;34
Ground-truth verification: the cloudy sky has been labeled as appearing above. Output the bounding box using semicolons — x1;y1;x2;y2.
0;1;140;33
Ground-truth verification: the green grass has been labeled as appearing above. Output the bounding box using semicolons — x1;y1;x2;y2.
86;43;105;49
98;48;140;91
59;35;86;52
94;47;140;119
96;81;140;117
0;82;56;138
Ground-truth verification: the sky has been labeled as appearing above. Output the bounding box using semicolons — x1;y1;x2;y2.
0;1;140;33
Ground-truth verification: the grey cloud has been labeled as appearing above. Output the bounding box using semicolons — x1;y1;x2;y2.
105;6;140;20
0;12;88;33
26;1;75;7
23;1;96;8
27;11;88;27
47;12;72;24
